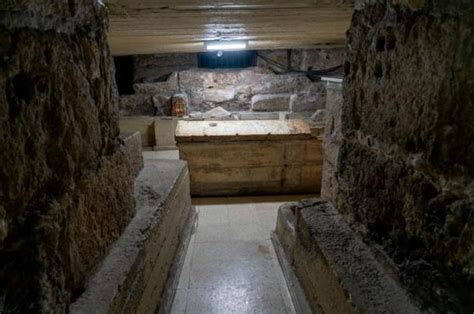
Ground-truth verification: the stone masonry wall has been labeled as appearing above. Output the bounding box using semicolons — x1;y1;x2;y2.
0;1;135;312
119;48;345;116
131;68;326;115
336;0;473;311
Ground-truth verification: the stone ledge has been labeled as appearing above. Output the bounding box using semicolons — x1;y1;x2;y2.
251;94;294;112
70;159;195;313
275;199;421;314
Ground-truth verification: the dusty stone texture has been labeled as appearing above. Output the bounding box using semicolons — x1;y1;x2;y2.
0;1;135;312
120;132;144;178
337;0;474;311
71;159;195;313
176;120;322;196
125;49;345;116
132;48;345;83
275;199;421;314
133;68;326;114
119;94;154;116
321;81;343;202
256;48;345;73
251;94;294;112
154;117;179;150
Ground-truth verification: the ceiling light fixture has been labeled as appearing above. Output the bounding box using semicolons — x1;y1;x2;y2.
206;40;248;51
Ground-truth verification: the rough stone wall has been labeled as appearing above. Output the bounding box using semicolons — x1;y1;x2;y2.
124;68;326;115
256;48;345;73
134;53;198;83
336;0;474;311
119;48;345;116
0;1;135;312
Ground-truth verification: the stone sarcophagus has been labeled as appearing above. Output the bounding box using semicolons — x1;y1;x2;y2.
175;119;322;196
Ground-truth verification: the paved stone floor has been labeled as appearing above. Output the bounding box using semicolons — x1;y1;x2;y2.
171;195;313;314
143;151;310;313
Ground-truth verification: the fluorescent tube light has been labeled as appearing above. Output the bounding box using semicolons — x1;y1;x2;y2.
206;41;247;51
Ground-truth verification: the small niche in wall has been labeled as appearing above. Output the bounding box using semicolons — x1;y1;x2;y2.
114;56;134;95
198;51;257;69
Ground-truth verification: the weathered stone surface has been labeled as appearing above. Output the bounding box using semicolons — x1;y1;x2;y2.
133;48;345;82
275;199;421;314
120;132;144;178
71;159;195;313
188;111;203;119
134;72;179;94
134;53;198;83
203;88;235;103
120;94;154;116
202;106;232;119
133;68;326;114
122;49;345;116
290;84;326;113
251;94;294;112
335;0;474;311
321;81;343;202
176;120;322;196
0;2;136;311
256;48;345;73
275;203;297;265
154;117;179;150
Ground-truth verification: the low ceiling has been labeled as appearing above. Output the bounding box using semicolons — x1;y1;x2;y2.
106;0;355;56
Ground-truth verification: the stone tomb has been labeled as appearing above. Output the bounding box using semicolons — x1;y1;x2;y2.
176;119;322;196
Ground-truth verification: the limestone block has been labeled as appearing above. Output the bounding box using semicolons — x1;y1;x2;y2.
251;94;294;111
238;111;280;120
133;72;178;94
203;88;235;103
176;120;322;195
275;199;421;314
154;117;179;149
71;160;195;313
188;111;203;119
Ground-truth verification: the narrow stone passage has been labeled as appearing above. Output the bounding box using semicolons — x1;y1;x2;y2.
171;195;312;314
